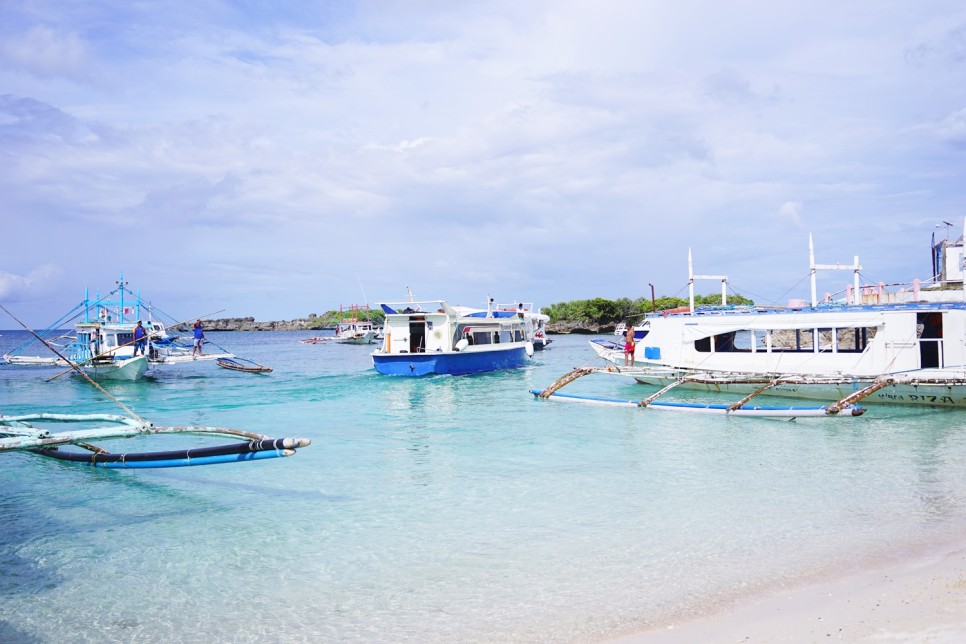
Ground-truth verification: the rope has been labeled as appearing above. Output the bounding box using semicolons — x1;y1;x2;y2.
0;303;145;422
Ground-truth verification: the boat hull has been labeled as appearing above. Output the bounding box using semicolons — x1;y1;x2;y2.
630;373;966;408
82;356;148;381
372;346;530;376
590;339;966;407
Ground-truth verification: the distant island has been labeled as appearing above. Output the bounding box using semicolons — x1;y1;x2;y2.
191;293;751;334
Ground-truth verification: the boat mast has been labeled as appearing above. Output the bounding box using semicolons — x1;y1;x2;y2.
688;248;728;312
809;235;861;306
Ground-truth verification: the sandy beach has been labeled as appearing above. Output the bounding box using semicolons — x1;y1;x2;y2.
612;544;966;643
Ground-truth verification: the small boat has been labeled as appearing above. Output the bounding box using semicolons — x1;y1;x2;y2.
333;305;378;344
591;224;966;408
372;297;534;376
0;413;309;468
216;357;272;373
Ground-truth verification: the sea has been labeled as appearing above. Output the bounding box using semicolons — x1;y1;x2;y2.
2;329;966;643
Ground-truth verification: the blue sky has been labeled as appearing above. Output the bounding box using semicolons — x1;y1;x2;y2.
2;1;966;327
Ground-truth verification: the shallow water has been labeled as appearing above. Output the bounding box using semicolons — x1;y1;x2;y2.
2;330;966;643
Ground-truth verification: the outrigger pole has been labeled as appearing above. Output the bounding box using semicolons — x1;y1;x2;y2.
533;367;867;417
0;305;310;468
0;303;143;420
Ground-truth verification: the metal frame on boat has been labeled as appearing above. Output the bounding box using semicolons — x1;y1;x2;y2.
531;366;865;418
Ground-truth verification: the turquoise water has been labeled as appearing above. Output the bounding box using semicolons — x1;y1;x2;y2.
2;330;966;643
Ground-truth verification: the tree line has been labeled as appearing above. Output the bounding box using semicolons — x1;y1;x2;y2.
542;293;754;325
302;293;754;329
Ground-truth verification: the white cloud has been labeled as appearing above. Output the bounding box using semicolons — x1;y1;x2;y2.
0;25;89;80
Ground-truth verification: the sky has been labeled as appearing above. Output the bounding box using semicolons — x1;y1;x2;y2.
2;1;966;328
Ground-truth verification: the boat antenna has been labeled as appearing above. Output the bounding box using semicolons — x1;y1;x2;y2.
406;286;415;303
0;303;144;421
356;275;371;320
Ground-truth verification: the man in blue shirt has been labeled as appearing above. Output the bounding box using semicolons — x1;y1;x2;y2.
192;320;205;357
133;321;148;356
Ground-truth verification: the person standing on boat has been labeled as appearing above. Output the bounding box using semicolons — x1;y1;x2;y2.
624;322;635;367
192;320;205;357
133;321;148;356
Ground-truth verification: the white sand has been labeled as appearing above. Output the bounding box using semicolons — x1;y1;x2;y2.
610;546;966;643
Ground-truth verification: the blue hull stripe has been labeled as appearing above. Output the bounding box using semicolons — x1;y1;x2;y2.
374;347;529;376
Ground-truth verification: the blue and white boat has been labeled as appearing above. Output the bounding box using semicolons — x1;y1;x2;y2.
372;298;534;376
3;275;232;379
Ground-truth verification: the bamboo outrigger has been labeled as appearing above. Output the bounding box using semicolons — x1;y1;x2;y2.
0;413;309;468
532;367;867;418
1;304;308;468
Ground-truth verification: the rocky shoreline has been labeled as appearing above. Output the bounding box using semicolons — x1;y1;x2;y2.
195;317;614;335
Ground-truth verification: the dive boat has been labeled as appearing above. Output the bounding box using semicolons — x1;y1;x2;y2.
372;298;534;376
590;228;966;408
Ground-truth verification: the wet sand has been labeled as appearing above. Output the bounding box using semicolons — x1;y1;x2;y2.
611;545;966;643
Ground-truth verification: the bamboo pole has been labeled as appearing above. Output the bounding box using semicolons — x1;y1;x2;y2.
0;303;144;421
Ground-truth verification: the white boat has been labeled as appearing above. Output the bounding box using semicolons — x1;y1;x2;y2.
334;305;379;344
3;275;233;376
335;319;378;345
589;227;966;408
297;305;379;345
69;323;149;381
496;302;552;349
372;297;534;376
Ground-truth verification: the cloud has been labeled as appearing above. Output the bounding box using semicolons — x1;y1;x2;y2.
0;265;59;302
938;107;966;146
777;201;804;228
0;25;89;80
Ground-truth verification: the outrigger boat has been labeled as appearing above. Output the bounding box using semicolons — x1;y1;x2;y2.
216;357;273;373
590;225;966;408
0;305;309;468
3;275;236;380
372;297;534;376
0;413;309;468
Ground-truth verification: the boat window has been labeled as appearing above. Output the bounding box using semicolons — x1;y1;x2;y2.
818;329;835;352
470;331;491;345
695;327;877;353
